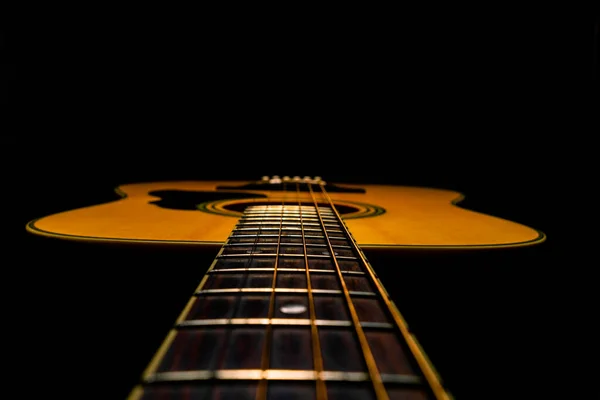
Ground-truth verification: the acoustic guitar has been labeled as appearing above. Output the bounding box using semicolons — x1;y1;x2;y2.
25;176;546;400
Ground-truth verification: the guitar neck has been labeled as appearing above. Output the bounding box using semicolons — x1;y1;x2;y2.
129;184;451;400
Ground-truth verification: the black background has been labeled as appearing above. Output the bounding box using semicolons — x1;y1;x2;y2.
4;5;597;400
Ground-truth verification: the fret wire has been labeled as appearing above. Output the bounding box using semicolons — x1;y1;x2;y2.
195;288;376;296
224;242;350;249
145;369;423;384
219;254;358;260
246;207;316;210
240;218;328;223
242;216;310;219
176;318;394;329
243;212;315;216
237;221;322;226
317;185;451;400
234;227;323;232
230;234;342;240
307;183;389;400
207;268;365;275
255;184;287;400
297;182;327;400
245;208;325;211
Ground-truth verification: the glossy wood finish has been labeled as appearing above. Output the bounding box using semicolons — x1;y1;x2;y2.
26;180;544;249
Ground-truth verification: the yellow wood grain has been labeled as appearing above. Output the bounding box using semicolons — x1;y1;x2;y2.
27;180;544;249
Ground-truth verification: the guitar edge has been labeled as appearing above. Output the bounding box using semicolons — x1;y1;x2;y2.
25;181;546;251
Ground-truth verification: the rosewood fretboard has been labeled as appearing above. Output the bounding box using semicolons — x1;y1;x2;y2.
129;194;449;400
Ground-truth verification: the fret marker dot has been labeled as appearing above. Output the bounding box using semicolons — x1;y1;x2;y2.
280;304;307;314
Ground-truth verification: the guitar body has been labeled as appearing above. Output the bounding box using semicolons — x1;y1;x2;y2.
24;178;547;400
26;180;544;250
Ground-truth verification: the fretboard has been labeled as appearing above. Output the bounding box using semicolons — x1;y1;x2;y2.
129;199;450;400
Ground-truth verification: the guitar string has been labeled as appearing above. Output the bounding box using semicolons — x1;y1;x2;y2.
255;181;287;400
307;182;390;400
316;183;451;400
297;181;328;400
129;178;449;400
